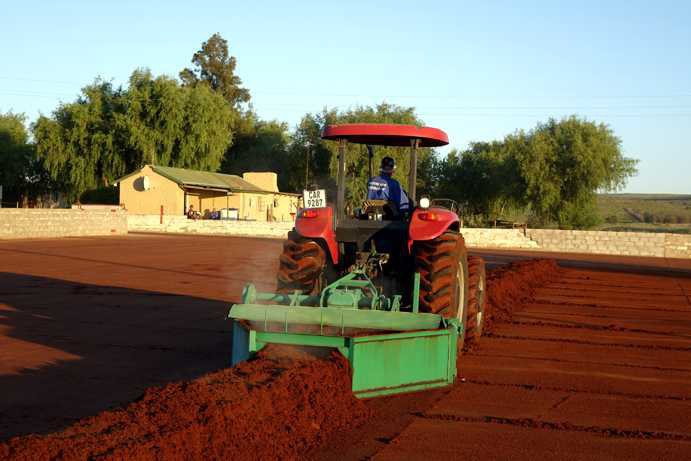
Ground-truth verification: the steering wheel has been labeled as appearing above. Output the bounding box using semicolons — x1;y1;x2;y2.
362;200;400;220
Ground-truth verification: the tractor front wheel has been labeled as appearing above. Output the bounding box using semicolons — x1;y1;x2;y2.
276;230;327;295
414;232;470;348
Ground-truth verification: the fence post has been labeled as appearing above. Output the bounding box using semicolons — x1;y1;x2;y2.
160;205;164;225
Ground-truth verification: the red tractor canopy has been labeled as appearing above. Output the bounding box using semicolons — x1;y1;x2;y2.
321;123;449;221
322;123;449;147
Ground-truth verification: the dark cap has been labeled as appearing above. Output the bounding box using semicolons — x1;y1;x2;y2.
380;156;395;173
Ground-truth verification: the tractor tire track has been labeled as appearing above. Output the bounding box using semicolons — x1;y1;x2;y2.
368;263;691;460
410;413;691;442
484;332;691;352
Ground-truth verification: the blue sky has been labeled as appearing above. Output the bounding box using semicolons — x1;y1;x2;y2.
2;0;690;193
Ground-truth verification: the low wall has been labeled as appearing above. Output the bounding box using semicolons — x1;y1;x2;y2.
664;234;691;259
4;209;690;259
460;227;691;259
525;229;666;257
0;208;127;239
459;228;539;249
127;214;293;239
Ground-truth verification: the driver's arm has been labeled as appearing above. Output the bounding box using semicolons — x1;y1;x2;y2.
399;188;410;212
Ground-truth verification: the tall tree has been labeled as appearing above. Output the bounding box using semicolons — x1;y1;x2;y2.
430;116;638;229
431;143;524;223
515;116;637;228
0;112;31;191
122;69;235;170
33;70;235;200
220;113;293;189
0;112;33;203
180;33;250;110
291;103;433;205
33;79;126;196
0;111;56;205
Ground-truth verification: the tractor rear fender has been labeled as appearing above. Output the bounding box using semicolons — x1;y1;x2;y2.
408;207;460;252
294;206;339;264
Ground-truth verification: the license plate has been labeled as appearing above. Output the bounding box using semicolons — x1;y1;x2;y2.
303;189;326;209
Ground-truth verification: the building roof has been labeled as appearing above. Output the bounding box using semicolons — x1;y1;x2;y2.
151;165;266;193
116;165;268;193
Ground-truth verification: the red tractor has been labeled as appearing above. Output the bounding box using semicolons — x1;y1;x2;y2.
276;123;486;348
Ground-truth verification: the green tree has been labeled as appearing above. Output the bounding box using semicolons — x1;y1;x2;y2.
122;69;235;170
33;70;235;200
180;33;250;110
514;116;637;228
33;80;127;197
0;111;56;205
291;103;432;206
429;116;636;229
0;112;32;195
219;113;293;189
434;142;524;223
286;112;336;193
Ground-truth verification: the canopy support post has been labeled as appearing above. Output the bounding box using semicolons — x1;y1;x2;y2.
337;138;347;223
408;138;419;204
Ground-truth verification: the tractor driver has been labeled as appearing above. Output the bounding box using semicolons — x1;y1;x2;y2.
367;156;410;216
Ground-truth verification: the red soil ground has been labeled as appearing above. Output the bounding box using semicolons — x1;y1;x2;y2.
1;234;690;460
1;347;370;460
359;267;691;460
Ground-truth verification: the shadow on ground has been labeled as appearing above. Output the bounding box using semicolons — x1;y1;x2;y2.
0;272;231;441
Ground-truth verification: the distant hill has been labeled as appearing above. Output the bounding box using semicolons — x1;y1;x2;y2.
596;193;691;233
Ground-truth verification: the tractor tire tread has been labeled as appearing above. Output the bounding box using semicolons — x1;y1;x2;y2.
465;255;486;343
414;231;468;319
276;231;326;295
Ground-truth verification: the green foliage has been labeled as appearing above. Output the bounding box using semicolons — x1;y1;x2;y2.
430;116;637;229
33;70;235;200
0;111;54;204
123;69;235;170
285;112;336;194
515;117;637;227
0;112;32;193
432;142;524;222
220;113;293;189
79;186;118;204
290;103;432;206
33;80;125;197
180;33;250;110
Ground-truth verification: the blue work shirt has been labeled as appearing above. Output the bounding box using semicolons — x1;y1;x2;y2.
367;174;410;212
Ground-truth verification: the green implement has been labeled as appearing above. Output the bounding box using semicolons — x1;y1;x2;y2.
228;271;463;398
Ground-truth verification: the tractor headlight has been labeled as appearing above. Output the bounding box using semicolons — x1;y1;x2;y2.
419;197;430;209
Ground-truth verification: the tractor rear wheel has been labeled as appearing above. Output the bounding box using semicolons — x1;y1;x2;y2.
465;255;486;344
414;232;469;348
276;230;327;295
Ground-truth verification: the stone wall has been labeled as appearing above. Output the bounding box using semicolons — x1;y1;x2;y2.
127;214;293;239
664;234;691;258
459;227;691;259
525;229;667;257
4;208;690;259
128;214;691;258
0;208;127;239
527;229;691;258
460;228;539;249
